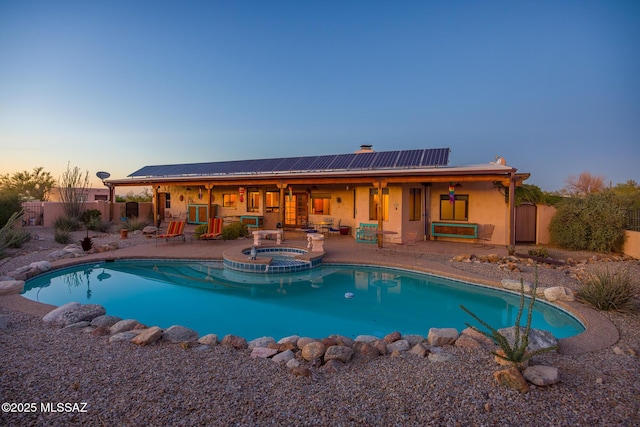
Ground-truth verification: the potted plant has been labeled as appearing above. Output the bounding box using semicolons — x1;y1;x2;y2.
338;220;350;235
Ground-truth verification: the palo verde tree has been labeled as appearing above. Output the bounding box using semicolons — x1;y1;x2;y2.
0;167;56;201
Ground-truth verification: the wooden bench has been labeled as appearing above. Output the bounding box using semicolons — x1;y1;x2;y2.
431;222;478;239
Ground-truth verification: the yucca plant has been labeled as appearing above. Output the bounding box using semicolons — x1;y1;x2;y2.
577;267;635;311
460;267;557;366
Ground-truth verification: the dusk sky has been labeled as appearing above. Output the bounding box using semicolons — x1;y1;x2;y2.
1;1;638;192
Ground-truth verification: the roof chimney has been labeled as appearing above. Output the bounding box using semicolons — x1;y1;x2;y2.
355;144;374;154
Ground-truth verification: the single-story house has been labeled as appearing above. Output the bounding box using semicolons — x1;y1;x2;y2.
105;145;529;246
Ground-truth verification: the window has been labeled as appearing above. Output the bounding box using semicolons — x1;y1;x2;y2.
409;188;421;221
165;193;171;209
223;193;237;208
247;189;260;212
440;195;468;221
265;191;280;213
311;193;331;215
369;188;389;221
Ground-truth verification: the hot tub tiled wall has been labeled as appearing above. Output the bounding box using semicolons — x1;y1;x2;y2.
223;247;323;274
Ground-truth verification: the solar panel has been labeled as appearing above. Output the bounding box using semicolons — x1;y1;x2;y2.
128;148;450;177
371;151;400;169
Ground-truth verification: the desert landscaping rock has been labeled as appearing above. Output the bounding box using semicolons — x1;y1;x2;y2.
427;327;459;346
497;326;558;352
58;304;106;327
544;286;575;302
162;325;199;343
131;326;164;346
198;334;218;346
41;301;81;323
90;314;122;328
0;280;24;295
523;365;561;386
109;319;140;334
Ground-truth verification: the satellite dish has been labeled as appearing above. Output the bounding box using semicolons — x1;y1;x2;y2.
96;171;111;180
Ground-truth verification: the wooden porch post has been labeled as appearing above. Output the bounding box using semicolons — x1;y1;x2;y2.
154;185;160;227
206;184;214;219
509;172;516;246
277;182;287;231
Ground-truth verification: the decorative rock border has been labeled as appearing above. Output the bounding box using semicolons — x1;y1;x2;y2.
34;301;562;390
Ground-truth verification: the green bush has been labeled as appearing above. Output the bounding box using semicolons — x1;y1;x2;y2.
549;191;627;253
577;267;635;311
0;211;24;257
81;209;102;223
528;247;549;258
3;228;31;248
122;216;147;231
54;215;81;231
193;223;208;239
85;216;111;232
221;222;249;240
0;192;22;227
55;229;71;244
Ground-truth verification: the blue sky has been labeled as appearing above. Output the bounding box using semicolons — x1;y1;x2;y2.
1;0;638;192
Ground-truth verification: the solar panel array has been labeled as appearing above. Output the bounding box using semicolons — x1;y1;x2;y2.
129;148;450;178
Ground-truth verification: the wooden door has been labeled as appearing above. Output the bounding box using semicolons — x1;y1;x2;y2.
515;204;537;243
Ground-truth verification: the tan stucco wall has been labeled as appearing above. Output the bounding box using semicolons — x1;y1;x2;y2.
429;182;509;245
536;204;556;245
624;230;640;259
35;201;152;227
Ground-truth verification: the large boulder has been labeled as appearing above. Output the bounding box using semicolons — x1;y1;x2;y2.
324;345;354;363
427;328;459;346
497;327;558;352
42;302;81;324
0;280;24;295
523;365;561;386
131;326;163;346
58;304;106;327
110;319;141;334
162;325;199;343
544;286;575;302
301;341;326;361
221;334;248;350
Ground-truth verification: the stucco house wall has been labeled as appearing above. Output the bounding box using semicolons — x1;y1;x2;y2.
429;181;509;245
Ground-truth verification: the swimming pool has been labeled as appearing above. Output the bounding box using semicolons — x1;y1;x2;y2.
22;260;584;340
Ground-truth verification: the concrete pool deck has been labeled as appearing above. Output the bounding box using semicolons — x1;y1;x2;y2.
1;230;619;355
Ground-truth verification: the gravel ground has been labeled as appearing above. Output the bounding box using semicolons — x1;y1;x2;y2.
1;228;639;426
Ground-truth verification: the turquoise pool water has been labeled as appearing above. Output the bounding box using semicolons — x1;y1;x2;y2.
22;260;584;340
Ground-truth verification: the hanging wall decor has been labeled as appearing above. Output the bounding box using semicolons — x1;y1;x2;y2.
449;183;455;204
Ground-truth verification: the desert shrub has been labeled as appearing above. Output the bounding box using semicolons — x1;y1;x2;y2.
549;191;627;253
81;209;102;223
122;216;147;231
54;215;81;231
222;222;248;240
3;228;31;248
577;267;635;311
55;229;71;244
0;211;24;257
193;223;208;239
461;268;557;366
85;216;111;232
528;247;549;258
0;192;22;227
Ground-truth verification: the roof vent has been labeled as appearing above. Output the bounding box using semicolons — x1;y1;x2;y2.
355;144;374;154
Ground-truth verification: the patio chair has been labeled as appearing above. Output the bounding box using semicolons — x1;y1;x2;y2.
155;220;186;243
475;224;495;248
393;231;418;257
200;217;223;240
